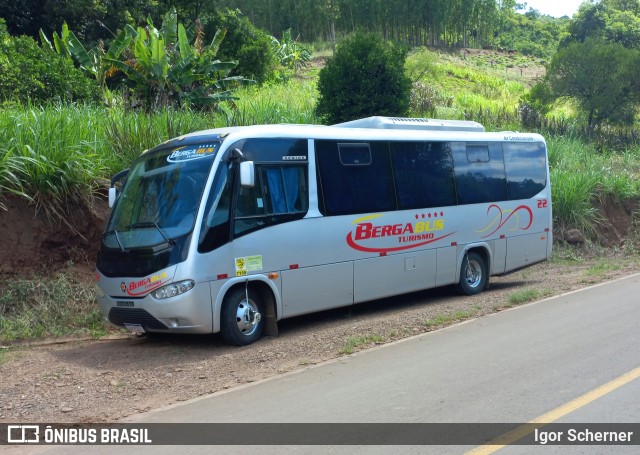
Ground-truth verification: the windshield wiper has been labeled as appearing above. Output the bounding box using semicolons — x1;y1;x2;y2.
124;221;175;245
102;229;126;252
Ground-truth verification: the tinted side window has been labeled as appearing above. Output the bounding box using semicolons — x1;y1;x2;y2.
316;140;396;215
198;164;234;253
231;138;308;162
390;142;457;209
339;143;372;165
503;142;547;200
234;165;308;236
452;142;508;204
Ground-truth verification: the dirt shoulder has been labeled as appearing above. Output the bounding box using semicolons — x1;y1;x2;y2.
1;248;639;424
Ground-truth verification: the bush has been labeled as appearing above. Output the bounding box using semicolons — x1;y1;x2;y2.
0;19;98;104
315;31;411;124
204;9;276;84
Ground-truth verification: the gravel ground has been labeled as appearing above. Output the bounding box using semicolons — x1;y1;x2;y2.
1;250;639;424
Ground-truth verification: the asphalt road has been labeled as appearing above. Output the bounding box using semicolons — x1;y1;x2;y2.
10;273;640;454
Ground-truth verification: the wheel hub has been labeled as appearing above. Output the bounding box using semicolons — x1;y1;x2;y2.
465;260;482;288
236;299;262;336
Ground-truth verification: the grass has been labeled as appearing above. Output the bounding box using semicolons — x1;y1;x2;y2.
0;78;320;227
339;334;386;355
585;259;623;277
229;79;319;125
549;246;584;266
547;135;640;237
405;48;529;129
507;288;552;306
424;307;481;329
0;264;108;342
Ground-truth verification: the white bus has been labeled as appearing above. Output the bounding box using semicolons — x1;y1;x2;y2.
96;117;552;345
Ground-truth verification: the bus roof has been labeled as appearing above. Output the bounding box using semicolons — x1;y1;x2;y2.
171;117;544;146
333;116;485;132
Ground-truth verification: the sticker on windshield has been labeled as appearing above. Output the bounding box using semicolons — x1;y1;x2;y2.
167;144;217;163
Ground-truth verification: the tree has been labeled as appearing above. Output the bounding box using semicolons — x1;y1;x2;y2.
315;31;411;124
563;0;640;48
544;37;640;133
203;9;276;84
0;0;164;43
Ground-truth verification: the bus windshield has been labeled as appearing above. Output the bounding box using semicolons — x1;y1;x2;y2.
103;142;220;250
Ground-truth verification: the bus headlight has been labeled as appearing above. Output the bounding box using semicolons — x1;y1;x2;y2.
151;280;195;300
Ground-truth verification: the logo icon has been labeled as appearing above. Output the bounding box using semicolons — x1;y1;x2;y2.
7;425;40;443
121;281;127;293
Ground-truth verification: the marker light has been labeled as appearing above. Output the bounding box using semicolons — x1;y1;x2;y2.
151;280;195;300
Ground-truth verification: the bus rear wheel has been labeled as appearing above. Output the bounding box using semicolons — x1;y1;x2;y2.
221;287;264;346
457;252;487;296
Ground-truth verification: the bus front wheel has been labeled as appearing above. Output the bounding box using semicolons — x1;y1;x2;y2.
221;287;264;346
457;252;487;296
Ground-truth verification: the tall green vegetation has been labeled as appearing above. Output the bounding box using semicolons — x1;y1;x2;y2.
0;106;109;222
0;19;98;104
35;10;255;111
0;84;317;221
102;9;249;111
315;31;411;124
39;22;136;102
547;135;640;237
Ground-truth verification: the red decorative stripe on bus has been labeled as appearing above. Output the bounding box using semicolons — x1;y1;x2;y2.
480;204;534;238
346;231;456;254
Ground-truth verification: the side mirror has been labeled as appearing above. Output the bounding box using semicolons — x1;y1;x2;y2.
108;187;118;208
239;161;255;187
109;168;130;208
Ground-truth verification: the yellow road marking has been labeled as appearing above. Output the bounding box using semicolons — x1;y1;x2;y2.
466;366;640;454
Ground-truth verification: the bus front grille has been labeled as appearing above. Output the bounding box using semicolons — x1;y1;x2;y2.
108;308;169;330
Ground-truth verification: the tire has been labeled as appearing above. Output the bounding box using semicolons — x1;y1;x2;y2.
220;287;264;346
456;251;487;296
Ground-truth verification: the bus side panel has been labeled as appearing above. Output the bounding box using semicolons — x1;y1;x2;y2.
353;250;436;303
281;262;354;318
492;238;507;275
435;246;457;286
505;232;548;271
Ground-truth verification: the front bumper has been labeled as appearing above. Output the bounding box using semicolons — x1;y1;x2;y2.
97;282;214;334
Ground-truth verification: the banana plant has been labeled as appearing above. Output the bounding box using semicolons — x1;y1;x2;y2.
271;29;312;72
40;23;135;89
102;8;252;111
40;8;249;110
